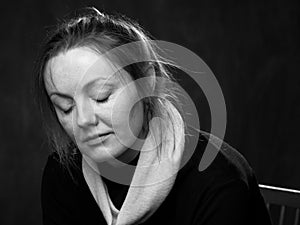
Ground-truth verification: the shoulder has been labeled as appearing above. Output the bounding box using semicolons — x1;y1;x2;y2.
173;129;255;207
170;130;271;224
202;132;254;185
41;151;105;224
178;130;255;188
42;151;81;179
41;151;83;199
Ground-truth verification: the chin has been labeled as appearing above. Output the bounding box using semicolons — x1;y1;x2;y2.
87;145;127;163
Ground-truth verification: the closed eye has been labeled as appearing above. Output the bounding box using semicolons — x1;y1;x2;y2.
62;107;73;114
95;95;110;103
53;103;73;115
50;94;74;115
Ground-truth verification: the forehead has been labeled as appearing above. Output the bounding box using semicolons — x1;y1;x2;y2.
44;47;129;95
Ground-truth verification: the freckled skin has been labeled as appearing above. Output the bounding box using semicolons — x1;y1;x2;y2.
44;47;144;165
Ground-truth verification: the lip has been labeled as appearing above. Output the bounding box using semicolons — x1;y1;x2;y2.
83;132;112;146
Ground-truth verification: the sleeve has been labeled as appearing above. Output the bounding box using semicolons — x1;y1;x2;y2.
41;154;78;225
192;179;256;225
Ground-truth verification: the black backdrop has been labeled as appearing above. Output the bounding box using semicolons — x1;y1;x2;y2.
0;0;299;224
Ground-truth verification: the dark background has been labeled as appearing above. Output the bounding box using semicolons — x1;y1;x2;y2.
0;0;299;224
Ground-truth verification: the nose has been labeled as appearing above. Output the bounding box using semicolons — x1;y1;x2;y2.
76;99;97;128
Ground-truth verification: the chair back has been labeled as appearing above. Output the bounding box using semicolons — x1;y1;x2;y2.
259;184;300;225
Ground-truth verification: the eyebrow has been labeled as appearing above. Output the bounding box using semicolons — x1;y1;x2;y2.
85;76;115;90
48;77;115;99
49;92;73;100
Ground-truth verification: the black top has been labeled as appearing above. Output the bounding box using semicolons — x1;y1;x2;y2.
41;132;272;225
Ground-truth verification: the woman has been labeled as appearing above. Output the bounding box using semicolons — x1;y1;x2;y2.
36;7;272;225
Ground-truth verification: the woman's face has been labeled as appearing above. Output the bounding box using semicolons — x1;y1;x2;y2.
44;47;144;163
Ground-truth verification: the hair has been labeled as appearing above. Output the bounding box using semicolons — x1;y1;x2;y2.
34;7;186;178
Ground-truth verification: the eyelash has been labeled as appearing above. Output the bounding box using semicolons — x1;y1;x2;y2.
58;95;110;115
62;107;73;115
95;95;110;103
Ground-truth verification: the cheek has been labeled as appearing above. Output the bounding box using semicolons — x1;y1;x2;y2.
129;102;144;133
112;93;144;137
